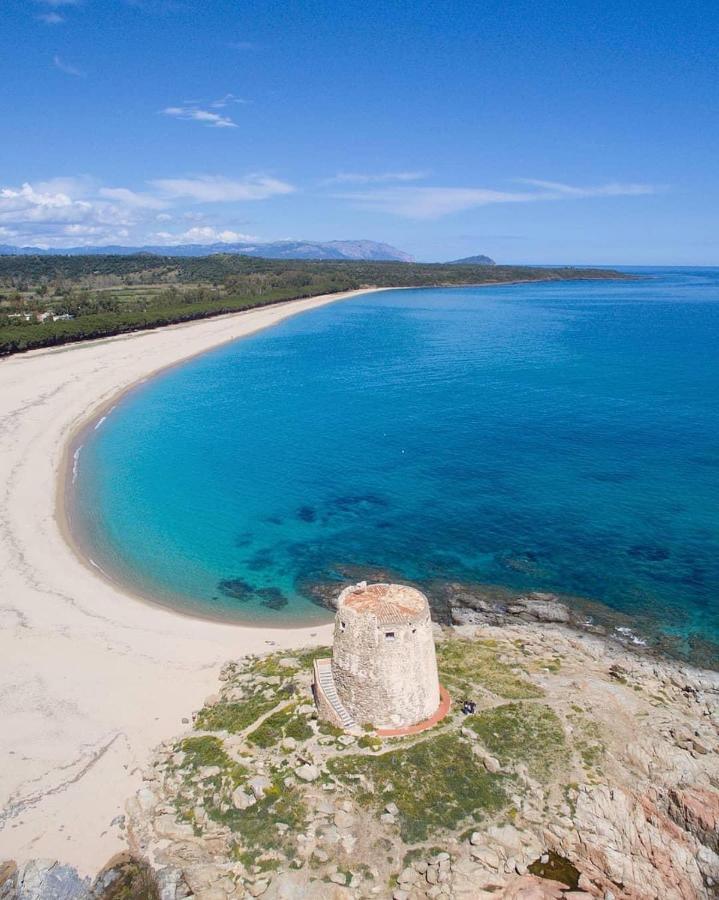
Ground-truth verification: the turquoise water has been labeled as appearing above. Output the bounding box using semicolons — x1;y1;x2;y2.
72;269;719;663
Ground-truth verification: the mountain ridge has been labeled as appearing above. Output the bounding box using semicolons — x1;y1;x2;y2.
0;239;414;262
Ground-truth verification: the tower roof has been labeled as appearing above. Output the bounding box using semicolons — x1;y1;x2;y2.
337;582;429;625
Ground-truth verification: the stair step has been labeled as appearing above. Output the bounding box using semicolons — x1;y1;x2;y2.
314;659;356;729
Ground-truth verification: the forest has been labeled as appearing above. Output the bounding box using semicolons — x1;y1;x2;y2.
0;255;626;356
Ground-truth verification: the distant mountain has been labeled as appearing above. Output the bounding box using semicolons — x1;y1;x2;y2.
447;254;496;266
0;239;414;262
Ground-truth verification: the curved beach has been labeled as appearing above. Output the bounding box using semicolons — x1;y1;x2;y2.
0;289;376;873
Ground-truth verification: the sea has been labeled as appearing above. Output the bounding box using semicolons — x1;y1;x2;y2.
70;268;719;667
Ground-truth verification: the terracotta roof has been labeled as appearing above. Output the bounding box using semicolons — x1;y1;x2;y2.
337;582;429;625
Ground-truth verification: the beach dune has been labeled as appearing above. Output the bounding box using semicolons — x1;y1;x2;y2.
0;290;374;873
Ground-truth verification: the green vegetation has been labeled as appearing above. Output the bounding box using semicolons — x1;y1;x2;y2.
436;638;544;700
0;254;628;356
567;708;605;775
194;695;279;734
178;734;247;775
466;702;569;778
357;734;382;751
94;855;160;900
247;704;314;748
172;736;248;834
224;777;308;860
317;721;344;737
327;733;510;842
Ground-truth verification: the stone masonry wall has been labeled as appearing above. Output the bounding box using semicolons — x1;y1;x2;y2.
331;602;440;729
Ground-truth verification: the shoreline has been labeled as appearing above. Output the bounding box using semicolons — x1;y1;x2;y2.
56;288;389;629
0;286;378;874
57;273;631;634
1;278;713;876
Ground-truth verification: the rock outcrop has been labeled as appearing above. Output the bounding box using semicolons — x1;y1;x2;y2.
5;622;718;899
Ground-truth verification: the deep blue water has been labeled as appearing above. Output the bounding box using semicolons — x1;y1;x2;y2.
72;269;719;663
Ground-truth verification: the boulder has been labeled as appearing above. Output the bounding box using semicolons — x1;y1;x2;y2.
231;786;257;810
505;595;570;624
295;764;320;782
16;860;90;900
333;810;355;829
248;775;272;800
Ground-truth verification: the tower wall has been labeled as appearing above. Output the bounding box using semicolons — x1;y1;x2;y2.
331;584;440;729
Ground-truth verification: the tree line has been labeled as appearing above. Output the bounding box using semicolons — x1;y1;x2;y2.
0;255;627;357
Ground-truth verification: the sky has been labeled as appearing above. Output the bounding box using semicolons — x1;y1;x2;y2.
1;0;718;264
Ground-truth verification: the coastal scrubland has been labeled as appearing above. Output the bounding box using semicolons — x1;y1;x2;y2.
106;625;717;900
0;255;626;356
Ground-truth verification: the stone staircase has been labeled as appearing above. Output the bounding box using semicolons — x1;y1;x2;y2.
314;658;356;730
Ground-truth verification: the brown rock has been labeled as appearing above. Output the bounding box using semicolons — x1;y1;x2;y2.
499;874;566;899
668;786;719;853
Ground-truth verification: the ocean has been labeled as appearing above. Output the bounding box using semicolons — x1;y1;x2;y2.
70;268;719;666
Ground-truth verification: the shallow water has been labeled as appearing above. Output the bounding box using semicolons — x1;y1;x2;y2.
72;268;719;662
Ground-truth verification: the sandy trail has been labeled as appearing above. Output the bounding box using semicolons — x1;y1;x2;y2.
0;289;376;873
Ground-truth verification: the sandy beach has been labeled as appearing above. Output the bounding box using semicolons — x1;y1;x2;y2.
0;288;377;874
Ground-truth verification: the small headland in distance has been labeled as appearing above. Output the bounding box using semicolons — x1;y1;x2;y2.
446;253;497;265
0;253;632;357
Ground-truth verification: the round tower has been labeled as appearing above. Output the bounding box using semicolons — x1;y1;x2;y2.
331;582;441;730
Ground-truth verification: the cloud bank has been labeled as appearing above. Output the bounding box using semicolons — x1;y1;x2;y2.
334;179;660;219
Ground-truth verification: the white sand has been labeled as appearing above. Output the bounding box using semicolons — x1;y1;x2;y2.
0;289;378;874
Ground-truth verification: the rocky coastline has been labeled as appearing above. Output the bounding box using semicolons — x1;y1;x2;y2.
299;566;719;671
3;617;717;900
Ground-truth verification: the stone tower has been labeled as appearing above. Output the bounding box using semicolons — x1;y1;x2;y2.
313;582;442;731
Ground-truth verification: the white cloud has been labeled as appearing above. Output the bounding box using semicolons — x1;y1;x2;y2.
210;93;247;108
323;171;428;185
515;178;660;198
53;55;85;77
152;174;294;203
98;187;168;209
0;179;160;247
37;12;64;23
154;226;258;245
0;174;288;247
336;179;661;219
162;106;237;128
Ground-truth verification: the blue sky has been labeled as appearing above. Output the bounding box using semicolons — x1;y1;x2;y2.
1;0;717;263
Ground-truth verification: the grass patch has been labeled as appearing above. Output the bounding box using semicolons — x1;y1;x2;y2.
318;721;344;737
358;734;382;751
219;777;308;859
194;694;279;734
567;709;605;774
178;735;248;784
466;702;569;780
247;705;314;748
436;638;543;700
327;733;510;843
172;736;248;833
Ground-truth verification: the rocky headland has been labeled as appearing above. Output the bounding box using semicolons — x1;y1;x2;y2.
3;618;717;900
